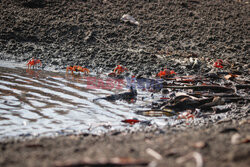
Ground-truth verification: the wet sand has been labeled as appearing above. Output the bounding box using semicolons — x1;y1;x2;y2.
1;119;250;167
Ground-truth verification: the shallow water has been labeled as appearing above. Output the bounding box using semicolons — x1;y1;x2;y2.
0;61;177;139
0;61;230;139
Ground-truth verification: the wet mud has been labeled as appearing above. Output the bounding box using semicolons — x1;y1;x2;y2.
0;0;249;75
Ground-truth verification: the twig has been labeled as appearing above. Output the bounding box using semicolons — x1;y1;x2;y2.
223;97;249;102
162;85;234;93
191;93;249;102
176;152;203;167
236;84;250;89
146;148;162;160
199;96;224;109
201;93;239;97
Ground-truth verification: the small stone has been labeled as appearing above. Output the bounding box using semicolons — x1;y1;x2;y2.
121;14;139;25
239;119;250;125
192;141;207;149
231;133;241;145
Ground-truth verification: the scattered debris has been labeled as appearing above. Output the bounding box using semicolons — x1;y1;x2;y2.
121;14;139;25
192;141;207;149
242;137;250;143
164;149;179;157
146;148;162;160
212;104;231;113
235;84;250;89
199;96;225;110
160;94;222;111
93;86;137;102
176;152;203;167
231;133;250;144
217;118;232;124
224;74;238;80
121;119;151;126
121;119;140;125
239;119;250;125
121;60;250;127
25;143;44;148
231;133;242;144
136;109;176;117
162;85;234;93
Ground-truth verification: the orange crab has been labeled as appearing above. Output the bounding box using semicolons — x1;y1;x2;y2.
27;58;42;69
66;65;90;75
113;65;128;75
156;66;176;78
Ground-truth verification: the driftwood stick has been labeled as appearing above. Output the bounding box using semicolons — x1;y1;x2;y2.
235;84;250;89
198;94;248;102
223;97;250;102
162;85;234;93
187;93;239;97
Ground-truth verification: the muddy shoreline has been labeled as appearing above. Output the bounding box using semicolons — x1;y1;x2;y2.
1;119;250;167
0;0;249;166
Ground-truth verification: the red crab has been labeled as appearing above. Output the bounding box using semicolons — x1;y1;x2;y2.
66;65;90;75
156;66;176;78
27;58;42;69
108;65;128;77
114;65;128;74
213;59;223;69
